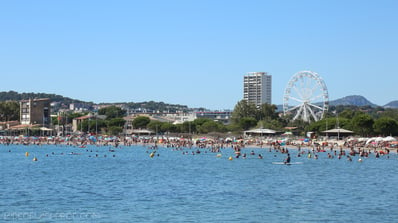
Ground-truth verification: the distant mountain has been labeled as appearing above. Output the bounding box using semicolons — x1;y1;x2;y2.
384;101;398;109
329;95;377;107
277;95;379;111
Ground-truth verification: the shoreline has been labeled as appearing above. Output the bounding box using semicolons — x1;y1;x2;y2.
0;135;396;154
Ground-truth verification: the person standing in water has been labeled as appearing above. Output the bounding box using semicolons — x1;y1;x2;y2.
284;153;291;164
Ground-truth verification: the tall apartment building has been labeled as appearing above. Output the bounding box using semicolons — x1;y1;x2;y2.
20;98;51;127
243;72;272;106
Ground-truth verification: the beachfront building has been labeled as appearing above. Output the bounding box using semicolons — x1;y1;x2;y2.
72;114;106;134
123;115;161;136
244;128;276;138
243;72;272;107
20;98;51;127
166;112;197;125
195;110;232;124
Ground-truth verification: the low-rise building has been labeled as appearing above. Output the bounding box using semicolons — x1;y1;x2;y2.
20;98;51;127
195;110;232;124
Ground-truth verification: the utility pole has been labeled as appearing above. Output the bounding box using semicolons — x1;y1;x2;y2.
95;114;98;135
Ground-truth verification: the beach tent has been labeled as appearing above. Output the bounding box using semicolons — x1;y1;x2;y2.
244;128;276;137
322;128;354;134
322;128;354;139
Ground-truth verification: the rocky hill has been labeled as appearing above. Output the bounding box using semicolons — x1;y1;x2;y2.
278;95;383;111
328;95;377;107
384;101;398;108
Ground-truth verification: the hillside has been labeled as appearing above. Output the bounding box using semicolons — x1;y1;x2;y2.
0;91;88;104
384;101;398;108
0;91;190;112
278;95;379;111
329;95;377;107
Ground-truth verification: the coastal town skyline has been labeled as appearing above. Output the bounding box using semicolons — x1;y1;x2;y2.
1;1;397;110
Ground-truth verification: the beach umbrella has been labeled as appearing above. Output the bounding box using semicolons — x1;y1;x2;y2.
282;132;293;136
89;135;97;142
358;138;368;142
366;137;376;145
383;136;397;142
375;137;384;142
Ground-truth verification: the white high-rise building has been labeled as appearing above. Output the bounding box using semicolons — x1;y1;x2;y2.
243;72;272;106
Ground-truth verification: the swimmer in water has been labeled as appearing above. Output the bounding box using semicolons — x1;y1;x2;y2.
284;153;291;164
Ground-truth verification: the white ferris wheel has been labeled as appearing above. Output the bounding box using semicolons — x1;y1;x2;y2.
283;71;329;122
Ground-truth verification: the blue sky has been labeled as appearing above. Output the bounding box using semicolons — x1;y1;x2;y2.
1;0;397;109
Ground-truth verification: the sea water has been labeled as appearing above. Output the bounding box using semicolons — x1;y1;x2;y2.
0;144;397;223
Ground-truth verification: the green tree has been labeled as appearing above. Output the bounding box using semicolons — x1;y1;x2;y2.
174;123;183;133
132;116;151;129
0;101;20;121
198;120;220;134
107;118;126;128
193;118;212;126
231;100;257;124
351;113;374;136
192;118;212;134
338;109;357;119
98;106;126;119
108;126;123;135
259;119;284;130
239;117;257;130
373;117;398;136
147;120;163;132
92;119;107;134
161;122;177;133
257;103;278;121
379;109;398;121
180;121;196;134
224;123;240;133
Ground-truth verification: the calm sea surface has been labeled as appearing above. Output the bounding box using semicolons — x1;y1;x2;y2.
0;144;397;223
